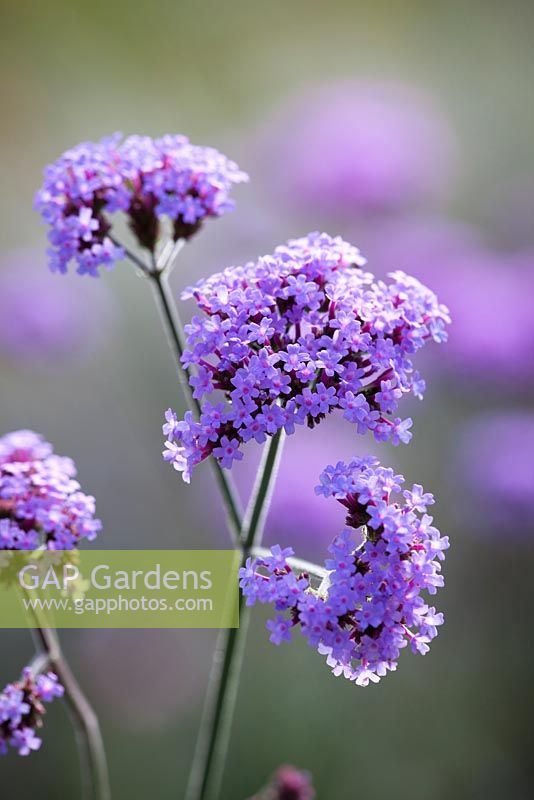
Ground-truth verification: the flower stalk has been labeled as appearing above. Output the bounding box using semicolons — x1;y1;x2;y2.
251;547;327;581
148;268;243;543
186;429;285;800
116;241;244;547
120;239;286;800
31;615;110;800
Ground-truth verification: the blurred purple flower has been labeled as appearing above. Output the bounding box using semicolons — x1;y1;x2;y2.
250;765;315;800
0;250;112;365
456;412;534;530
363;217;534;383
0;429;101;549
259;81;456;217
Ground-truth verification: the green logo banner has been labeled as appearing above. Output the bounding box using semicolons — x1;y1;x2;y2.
0;550;240;629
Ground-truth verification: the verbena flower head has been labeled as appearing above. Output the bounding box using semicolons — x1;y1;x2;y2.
0;430;101;550
240;457;449;686
163;232;449;481
250;765;316;800
0;668;64;755
34;133;248;276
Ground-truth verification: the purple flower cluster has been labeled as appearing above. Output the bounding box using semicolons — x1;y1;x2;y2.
0;430;101;550
163;232;449;481
240;457;449;686
34;133;248;276
250;765;316;800
0;668;64;755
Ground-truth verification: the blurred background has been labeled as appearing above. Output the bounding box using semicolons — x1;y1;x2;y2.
1;0;533;797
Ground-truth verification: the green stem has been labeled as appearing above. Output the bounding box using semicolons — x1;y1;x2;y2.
146;264;244;547
27;648;50;678
109;235;150;276
31;621;110;800
251;546;328;580
148;268;201;415
116;239;244;543
118;238;286;799
185;430;285;800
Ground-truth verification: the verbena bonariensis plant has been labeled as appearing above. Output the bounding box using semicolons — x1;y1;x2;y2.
29;131;450;800
0;429;109;798
164;235;448;798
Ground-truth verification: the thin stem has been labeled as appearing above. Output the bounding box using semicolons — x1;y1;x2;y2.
115;237;286;800
28;649;50;677
148;267;201;415
186;430;285;800
109;235;151;276
114;237;244;547
30;615;110;800
240;430;286;553
185;613;250;800
147;268;244;545
251;547;328;580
